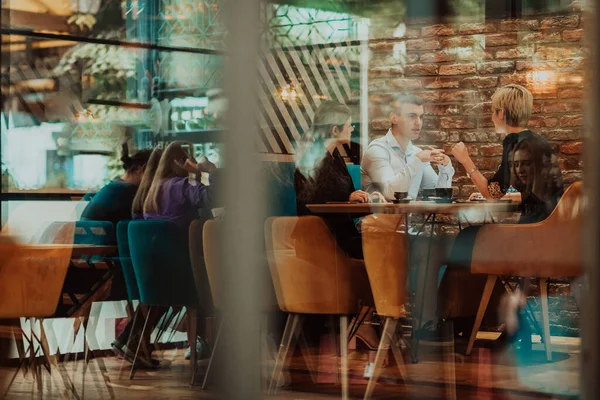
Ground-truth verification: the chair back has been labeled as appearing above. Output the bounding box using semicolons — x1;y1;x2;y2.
0;234;74;318
472;181;583;277
116;220;139;301
38;221;75;244
265;216;369;315
361;214;408;319
188;219;215;312
129;219;197;307
74;220;115;245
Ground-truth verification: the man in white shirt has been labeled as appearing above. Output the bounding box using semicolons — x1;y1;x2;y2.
361;93;454;200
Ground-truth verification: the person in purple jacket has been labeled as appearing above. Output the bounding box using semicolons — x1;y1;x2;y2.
143;141;218;228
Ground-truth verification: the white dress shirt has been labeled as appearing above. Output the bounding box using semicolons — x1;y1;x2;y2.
361;129;455;200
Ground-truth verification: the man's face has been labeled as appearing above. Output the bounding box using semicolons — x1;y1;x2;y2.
390;103;424;140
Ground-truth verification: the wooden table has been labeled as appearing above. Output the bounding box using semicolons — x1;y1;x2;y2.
308;200;520;363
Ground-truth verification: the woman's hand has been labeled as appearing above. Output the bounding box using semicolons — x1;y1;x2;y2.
468;192;484;201
451;142;470;165
196;156;217;173
370;191;387;203
175;158;199;173
349;190;370;203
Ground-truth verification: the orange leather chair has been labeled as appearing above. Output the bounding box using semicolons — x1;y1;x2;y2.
0;233;75;396
265;216;372;399
361;214;408;399
467;182;583;360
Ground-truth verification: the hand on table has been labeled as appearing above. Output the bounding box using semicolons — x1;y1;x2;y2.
349;190;370;203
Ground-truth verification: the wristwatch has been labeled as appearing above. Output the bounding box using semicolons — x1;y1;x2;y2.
466;167;478;178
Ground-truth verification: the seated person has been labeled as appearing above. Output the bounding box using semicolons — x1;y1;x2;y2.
441;84;564;345
81;142;152;227
361;93;454;200
361;93;454;338
143;141;218;230
294;100;383;350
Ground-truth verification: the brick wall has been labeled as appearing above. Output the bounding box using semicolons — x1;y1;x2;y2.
366;10;586;336
368;12;585;198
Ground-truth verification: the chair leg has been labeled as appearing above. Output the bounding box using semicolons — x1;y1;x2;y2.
118;306;141;378
328;315;339;385
188;307;198;386
40;320;80;399
364;317;397;400
130;306;153;380
268;314;303;394
540;278;552;362
202;316;224;389
298;330;318;384
466;275;497;356
340;315;349;400
390;322;408;383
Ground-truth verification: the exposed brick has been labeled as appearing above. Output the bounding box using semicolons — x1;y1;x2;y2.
407;52;420;63
559;88;584;99
406;39;441;51
478;61;516;74
424;104;460;116
500;19;539;31
422;117;440;130
440;90;481;102
486;33;518;47
479;116;495;128
495;46;534;59
561;114;584;127
543;101;583;113
421;24;457;37
558;58;584;69
520;31;562;44
369;94;393;104
528;115;559;128
455;48;489;61
563;29;584;42
370;119;391;130
440;117;477;129
539;129;582;141
477;157;501;171
458;22;490;34
413;90;441;102
499;73;528;86
443;143;478;156
535;45;582;60
460;185;478;197
480;144;504;157
515;61;559;71
559;155;583;170
560;141;583;155
460;76;498;89
369;66;404;76
439;63;476;76
422;77;461;89
418;130;448;142
441;35;482;48
540;15;579;29
385;78;422;90
558;72;584;86
462;102;492;115
533;101;543;113
369;40;402;50
420;50;457;63
404;64;438;76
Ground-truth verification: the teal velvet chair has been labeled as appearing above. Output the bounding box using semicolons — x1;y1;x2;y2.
128;219;200;384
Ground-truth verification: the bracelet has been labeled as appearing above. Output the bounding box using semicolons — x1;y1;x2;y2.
466;167;478;178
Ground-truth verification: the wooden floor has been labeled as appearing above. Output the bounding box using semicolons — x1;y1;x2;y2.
0;333;580;399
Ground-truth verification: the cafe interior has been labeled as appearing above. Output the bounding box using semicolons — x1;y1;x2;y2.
1;0;598;399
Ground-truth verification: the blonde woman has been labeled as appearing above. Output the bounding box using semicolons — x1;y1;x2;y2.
439;85;563;344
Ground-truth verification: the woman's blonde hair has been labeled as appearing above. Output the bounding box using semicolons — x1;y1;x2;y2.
143;141;192;214
132;147;163;216
491;84;533;127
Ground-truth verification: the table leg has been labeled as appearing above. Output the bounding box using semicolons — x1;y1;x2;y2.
411;213;436;364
